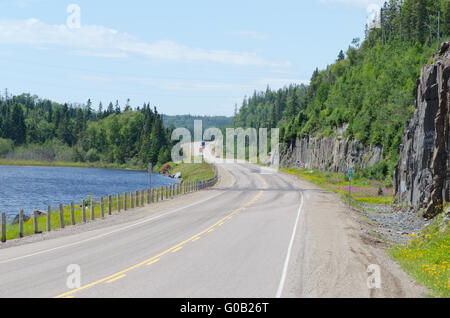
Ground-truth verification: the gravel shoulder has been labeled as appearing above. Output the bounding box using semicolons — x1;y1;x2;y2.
0;164;235;250
279;170;430;298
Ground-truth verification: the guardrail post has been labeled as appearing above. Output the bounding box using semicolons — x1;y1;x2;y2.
70;202;75;225
19;209;24;238
147;189;150;204
82;200;87;223
47;205;51;232
33;209;39;234
90;198;95;221
117;193;121;212
131;192;135;209
124;193;128;211
100;197;105;218
135;190;139;207
141;190;144;206
108;195;112;215
1;212;6;243
160;187;164;201
59;204;65;229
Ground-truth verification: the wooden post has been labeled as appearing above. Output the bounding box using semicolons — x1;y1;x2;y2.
34;209;39;234
156;188;159;202
135;190;139;207
108;195;112;215
141;190;144;206
1;212;5;243
131;192;135;209
160;187;164;201
117;193;121;212
70;202;75;225
82;200;87;223
19;209;24;238
90;198;95;221
124;193;128;211
100;197;105;218
147;189;150;204
59;204;65;229
47;205;51;232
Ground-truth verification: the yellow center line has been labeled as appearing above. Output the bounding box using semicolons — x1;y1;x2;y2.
54;172;267;299
191;237;201;242
146;259;160;266
172;247;183;253
106;274;126;284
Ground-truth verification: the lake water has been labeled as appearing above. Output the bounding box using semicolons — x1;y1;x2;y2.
0;165;180;220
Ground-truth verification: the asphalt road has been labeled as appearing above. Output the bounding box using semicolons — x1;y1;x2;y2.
0;162;306;298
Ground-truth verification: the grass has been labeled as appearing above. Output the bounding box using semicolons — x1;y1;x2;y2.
281;167;394;206
0;159;146;171
389;212;449;298
156;161;215;182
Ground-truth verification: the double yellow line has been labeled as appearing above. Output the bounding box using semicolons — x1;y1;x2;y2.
55;173;267;298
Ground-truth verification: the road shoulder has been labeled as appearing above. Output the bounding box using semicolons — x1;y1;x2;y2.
277;170;430;298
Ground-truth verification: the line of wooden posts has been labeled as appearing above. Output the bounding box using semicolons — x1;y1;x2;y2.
1;168;218;243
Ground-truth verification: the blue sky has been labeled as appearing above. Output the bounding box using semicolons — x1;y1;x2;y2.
0;0;384;116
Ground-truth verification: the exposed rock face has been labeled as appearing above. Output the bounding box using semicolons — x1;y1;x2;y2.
394;41;450;217
279;134;382;174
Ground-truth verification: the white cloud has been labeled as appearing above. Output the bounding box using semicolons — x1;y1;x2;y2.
319;0;382;28
0;19;290;67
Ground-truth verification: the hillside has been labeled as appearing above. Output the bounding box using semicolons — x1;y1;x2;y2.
234;0;449;180
0;96;173;168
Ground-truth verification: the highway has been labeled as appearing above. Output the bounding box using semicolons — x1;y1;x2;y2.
0;156;425;298
0;162;308;298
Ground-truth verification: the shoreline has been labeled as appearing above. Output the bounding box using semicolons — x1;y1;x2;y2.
0;159;147;172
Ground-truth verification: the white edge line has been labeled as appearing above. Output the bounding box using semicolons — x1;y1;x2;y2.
275;191;304;298
0;190;225;265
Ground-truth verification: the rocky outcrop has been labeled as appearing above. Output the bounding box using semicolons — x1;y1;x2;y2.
279;132;382;174
394;41;450;218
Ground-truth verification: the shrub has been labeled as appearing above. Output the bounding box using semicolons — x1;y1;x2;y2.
0;138;14;156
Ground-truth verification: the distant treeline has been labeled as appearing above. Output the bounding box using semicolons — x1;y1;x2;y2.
0;94;172;168
162;114;233;132
234;0;449;180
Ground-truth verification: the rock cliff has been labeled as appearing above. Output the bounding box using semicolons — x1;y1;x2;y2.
394;41;450;218
279;131;382;174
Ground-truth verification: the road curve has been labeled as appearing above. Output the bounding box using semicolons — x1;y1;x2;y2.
0;163;304;298
0;162;426;298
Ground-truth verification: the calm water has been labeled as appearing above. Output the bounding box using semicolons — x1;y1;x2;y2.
0;165;179;220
